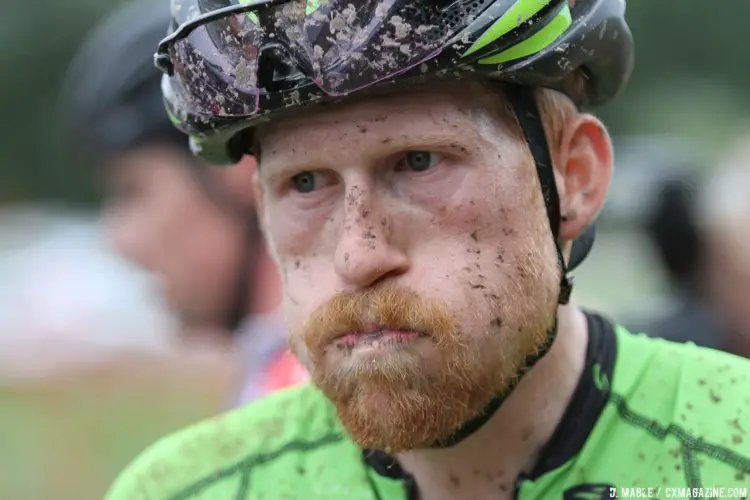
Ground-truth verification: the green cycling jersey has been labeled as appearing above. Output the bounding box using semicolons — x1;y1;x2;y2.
106;313;750;499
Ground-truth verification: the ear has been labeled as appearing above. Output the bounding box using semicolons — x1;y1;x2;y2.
553;113;613;242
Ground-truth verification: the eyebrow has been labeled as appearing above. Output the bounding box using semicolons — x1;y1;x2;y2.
259;128;481;182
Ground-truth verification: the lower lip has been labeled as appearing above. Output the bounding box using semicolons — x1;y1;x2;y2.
334;330;423;350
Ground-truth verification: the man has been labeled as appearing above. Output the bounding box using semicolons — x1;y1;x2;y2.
107;0;750;498
699;132;750;359
636;170;725;348
61;0;305;405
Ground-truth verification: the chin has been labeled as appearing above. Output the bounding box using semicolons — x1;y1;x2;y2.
311;345;496;453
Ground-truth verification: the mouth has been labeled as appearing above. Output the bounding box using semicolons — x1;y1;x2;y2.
333;327;427;350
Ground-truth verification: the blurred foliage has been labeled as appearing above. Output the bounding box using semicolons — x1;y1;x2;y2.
1;0;750;205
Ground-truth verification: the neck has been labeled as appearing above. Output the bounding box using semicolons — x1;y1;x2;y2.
248;247;283;316
396;305;589;500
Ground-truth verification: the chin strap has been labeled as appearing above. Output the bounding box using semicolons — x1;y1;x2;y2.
429;84;594;449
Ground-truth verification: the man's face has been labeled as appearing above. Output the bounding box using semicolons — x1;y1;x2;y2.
103;144;243;329
256;83;560;452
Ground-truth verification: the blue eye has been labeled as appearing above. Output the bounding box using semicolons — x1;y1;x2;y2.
404;151;441;172
291;172;316;193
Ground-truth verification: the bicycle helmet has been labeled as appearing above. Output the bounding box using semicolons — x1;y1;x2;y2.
62;0;183;163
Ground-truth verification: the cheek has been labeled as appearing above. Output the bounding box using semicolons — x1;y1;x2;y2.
104;200;165;268
410;202;555;336
264;189;339;259
279;256;338;323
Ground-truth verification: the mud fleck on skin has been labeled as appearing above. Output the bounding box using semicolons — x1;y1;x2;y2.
490;317;503;328
728;417;746;434
346;185;363;207
709;389;722;403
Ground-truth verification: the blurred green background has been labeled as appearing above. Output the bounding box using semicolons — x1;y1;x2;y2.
1;1;750;499
3;0;750;205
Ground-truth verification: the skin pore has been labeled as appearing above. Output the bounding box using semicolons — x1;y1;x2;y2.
253;80;612;499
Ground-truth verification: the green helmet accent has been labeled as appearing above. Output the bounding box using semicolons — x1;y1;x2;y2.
464;0;555;58
478;3;572;65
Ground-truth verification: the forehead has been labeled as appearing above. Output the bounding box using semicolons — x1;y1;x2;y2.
256;81;514;165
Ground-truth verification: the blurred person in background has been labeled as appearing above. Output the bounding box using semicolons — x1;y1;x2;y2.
638;170;725;348
61;0;306;406
698;131;750;359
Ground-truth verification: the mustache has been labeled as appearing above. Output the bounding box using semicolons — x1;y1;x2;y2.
302;285;458;353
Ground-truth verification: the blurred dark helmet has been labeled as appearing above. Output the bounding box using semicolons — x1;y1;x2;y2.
61;0;184;163
60;0;262;333
645;172;703;293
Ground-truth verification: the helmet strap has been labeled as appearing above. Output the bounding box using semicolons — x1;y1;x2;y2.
429;83;573;449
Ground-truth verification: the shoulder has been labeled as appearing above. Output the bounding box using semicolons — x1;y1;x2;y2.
612;326;750;418
105;384;361;499
602;328;750;484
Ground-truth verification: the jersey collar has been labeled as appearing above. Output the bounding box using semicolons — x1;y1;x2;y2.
362;311;618;483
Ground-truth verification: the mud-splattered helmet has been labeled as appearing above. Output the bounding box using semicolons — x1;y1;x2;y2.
155;0;632;164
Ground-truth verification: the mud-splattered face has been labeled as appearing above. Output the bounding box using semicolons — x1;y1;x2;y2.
255;82;559;452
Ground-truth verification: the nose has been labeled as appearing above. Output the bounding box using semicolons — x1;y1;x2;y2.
333;185;409;289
